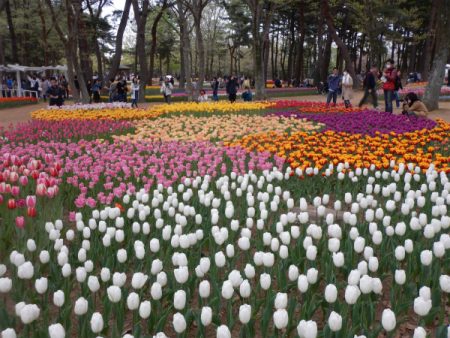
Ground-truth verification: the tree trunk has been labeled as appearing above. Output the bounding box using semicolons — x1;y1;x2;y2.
423;0;450;111
422;0;440;81
131;0;150;102
78;16;93;82
358;33;365;73
295;1;305;81
321;0;357;86
322;30;332;82
149;1;168;86
177;0;193;99
5;0;18;62
107;0;132;82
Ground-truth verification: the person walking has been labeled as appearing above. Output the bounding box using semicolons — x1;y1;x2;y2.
326;68;341;107
160;77;173;104
394;71;403;108
211;77;219;101
381;59;397;113
341;70;353;108
131;77;140;108
358;67;379;109
226;76;238;103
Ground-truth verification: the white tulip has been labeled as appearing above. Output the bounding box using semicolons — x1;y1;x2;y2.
297;319;317;338
35;277;48;294
394;270;406;285
127;292;140;310
39;251;50;264
131;273;148;289
151;282;162;300
332;252;344;267
244;264;256;279
359;275;373;294
216;325;231;338
20;304;40;324
90;312;104;333
414;296;432;316
260;273;271;290
76;267;87;283
413;326;427;338
17;262;34;280
239;280;251;298
274;293;288;309
174;266;189;284
53;290;65;307
297;275;309;293
324;284;337;303
112;272;126;287
420;250;433;266
215;252;226;268
100;268;110;282
0;278;12;293
288;265;299;282
200;306;212;326
1;328;16;338
439;275;450;293
348;270;360;286
173;312;186;333
221;280;234;299
273;309;288;329
48;323;65;338
345;285;361;305
381;309;396;332
239;304;252;324
173;290;186;310
328;311;342;331
74;297;88;315
139;301;151;319
107;286;122;303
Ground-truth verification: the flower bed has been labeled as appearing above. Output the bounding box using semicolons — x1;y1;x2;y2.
0;100;449;337
116;114;322;143
0;97;38;109
269;110;437;135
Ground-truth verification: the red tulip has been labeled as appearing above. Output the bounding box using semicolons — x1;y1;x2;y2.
19;176;28;186
7;199;16;209
31;170;40;179
15;216;25;229
27;207;37;217
49;167;58;177
36;183;47;196
26;195;36;208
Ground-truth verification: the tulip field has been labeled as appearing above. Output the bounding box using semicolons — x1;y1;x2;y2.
0;100;449;338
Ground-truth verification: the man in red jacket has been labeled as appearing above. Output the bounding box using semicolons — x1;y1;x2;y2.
381;59;397;113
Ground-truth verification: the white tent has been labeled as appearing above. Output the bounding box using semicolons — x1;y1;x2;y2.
0;64;68;96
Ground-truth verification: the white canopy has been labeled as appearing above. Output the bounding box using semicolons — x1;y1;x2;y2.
0;64;68;96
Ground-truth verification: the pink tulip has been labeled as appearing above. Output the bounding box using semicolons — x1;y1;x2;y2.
26;195;36;208
11;186;20;197
19;175;28;186
0;182;6;193
15;216;25;229
36;183;47;196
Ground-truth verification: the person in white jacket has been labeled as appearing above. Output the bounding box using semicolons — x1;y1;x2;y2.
131;77;140;108
160;77;173;104
341;70;353;108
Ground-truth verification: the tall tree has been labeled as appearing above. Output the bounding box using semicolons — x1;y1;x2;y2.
149;0;170;85
131;0;150;101
106;0;132;82
423;0;450;110
4;0;18;62
245;0;275;99
45;0;90;102
321;0;357;86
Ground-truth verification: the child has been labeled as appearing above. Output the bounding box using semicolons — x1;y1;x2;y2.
198;89;209;102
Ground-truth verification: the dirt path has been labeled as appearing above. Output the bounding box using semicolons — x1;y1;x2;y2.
0;92;449;128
